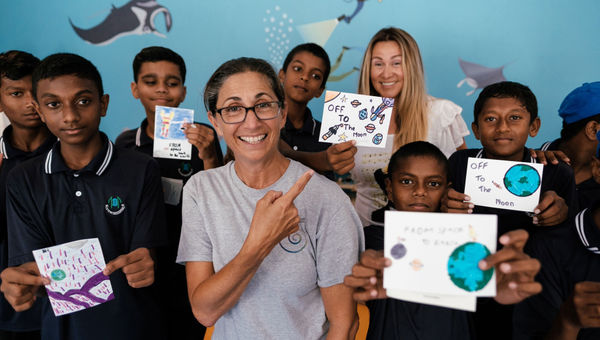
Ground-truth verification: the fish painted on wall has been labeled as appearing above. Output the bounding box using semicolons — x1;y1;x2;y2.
457;58;508;96
69;0;172;45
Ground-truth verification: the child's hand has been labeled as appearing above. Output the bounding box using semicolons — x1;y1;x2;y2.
182;123;220;169
326;141;357;175
0;153;3;169
533;190;568;226
529;149;570;166
559;282;600;330
479;229;542;305
103;247;155;288
440;188;474;214
343;249;390;302
0;262;50;312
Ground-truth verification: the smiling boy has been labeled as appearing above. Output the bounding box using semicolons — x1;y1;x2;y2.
0;53;167;340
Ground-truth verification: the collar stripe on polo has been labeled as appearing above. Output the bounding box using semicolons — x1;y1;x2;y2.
135;127;142;147
44;149;53;174
96;141;113;176
575;208;590;247
0;136;7;159
540;142;551;151
475;149;536;163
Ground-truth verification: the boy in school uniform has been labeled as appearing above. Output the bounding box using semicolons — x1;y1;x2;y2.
0;53;167;340
442;81;577;338
115;46;221;339
539;82;600;210
278;43;334;179
0;51;54;340
343;141;542;340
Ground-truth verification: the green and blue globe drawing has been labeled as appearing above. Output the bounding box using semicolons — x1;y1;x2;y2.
503;164;540;197
447;242;493;292
50;269;66;281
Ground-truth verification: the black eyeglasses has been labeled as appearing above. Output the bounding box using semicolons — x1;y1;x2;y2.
215;101;281;124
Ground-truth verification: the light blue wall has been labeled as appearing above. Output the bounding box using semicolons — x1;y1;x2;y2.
2;0;599;148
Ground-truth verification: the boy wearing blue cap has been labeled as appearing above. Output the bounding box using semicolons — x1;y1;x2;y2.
540;82;600;210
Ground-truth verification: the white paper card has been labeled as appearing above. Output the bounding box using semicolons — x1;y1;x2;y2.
161;177;183;206
386;288;477;312
153;106;193;160
319;91;393;148
383;211;497;299
464;157;544;212
32;238;114;316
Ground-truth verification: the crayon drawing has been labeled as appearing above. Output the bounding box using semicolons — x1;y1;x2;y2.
153;106;193;160
32;238;114;316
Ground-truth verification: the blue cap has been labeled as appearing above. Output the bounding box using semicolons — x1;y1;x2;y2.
558;82;600;125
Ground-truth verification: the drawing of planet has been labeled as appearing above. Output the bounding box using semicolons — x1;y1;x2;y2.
324;91;341;103
51;269;67;281
447;242;493;292
365;123;375;133
358;108;368;120
390;243;407;259
503;164;540;197
409;259;423;271
351;99;361;108
372;133;383;145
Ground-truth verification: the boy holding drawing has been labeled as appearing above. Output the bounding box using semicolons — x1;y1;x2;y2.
115;46;221;339
344;141;541;339
0;53;167;340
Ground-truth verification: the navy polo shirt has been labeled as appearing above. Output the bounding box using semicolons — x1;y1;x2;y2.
0;126;55;331
6;132;167;340
514;202;600;339
448;148;577;339
540;138;600;211
363;222;473;340
116;118;216;339
280;108;334;180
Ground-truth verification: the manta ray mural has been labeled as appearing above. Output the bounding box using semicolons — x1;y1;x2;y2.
457;58;509;96
69;0;172;45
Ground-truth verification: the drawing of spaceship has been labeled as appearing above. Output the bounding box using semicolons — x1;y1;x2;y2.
370;97;394;123
322;124;342;141
457;59;508;96
69;0;172;45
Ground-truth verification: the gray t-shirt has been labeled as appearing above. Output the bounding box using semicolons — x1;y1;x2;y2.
177;160;364;340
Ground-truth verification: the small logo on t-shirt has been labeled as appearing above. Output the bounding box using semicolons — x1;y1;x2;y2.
105;195;126;215
177;162;193;177
279;225;307;253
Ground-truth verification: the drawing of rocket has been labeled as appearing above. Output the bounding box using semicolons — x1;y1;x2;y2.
322;124;342;140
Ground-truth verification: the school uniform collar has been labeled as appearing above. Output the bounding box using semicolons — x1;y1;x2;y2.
475;147;537;163
1;125;57;160
284;107;317;135
540;138;561;152
575;203;600;254
135;118;153;147
44;132;114;176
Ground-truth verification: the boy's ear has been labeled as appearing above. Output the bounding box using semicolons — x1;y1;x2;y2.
279;103;287;129
130;81;140;99
99;94;109;117
384;177;394;203
32;101;46;123
278;69;285;85
182;85;187;102
584;120;599;141
207;112;223;137
529;117;541;137
471;122;481;140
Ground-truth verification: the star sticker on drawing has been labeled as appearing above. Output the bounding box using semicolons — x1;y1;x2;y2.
340;95;347;103
338;133;348;142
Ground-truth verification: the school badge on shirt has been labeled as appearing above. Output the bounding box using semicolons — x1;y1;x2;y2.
105;195;126;215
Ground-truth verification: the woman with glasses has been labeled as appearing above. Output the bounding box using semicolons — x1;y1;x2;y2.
176;57;364;339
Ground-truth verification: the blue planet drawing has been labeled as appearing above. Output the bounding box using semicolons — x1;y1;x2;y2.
51;269;67;281
503;164;540;197
358;108;368;120
447;242;493;292
391;243;407;259
372;133;383;145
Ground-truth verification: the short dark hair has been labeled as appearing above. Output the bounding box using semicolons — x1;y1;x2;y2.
560;114;600;141
204;57;284;114
473;81;538;125
282;43;331;89
32;53;103;100
132;46;186;83
0;50;40;87
388;141;448;177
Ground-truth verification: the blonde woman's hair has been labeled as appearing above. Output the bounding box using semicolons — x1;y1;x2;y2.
358;27;428;152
